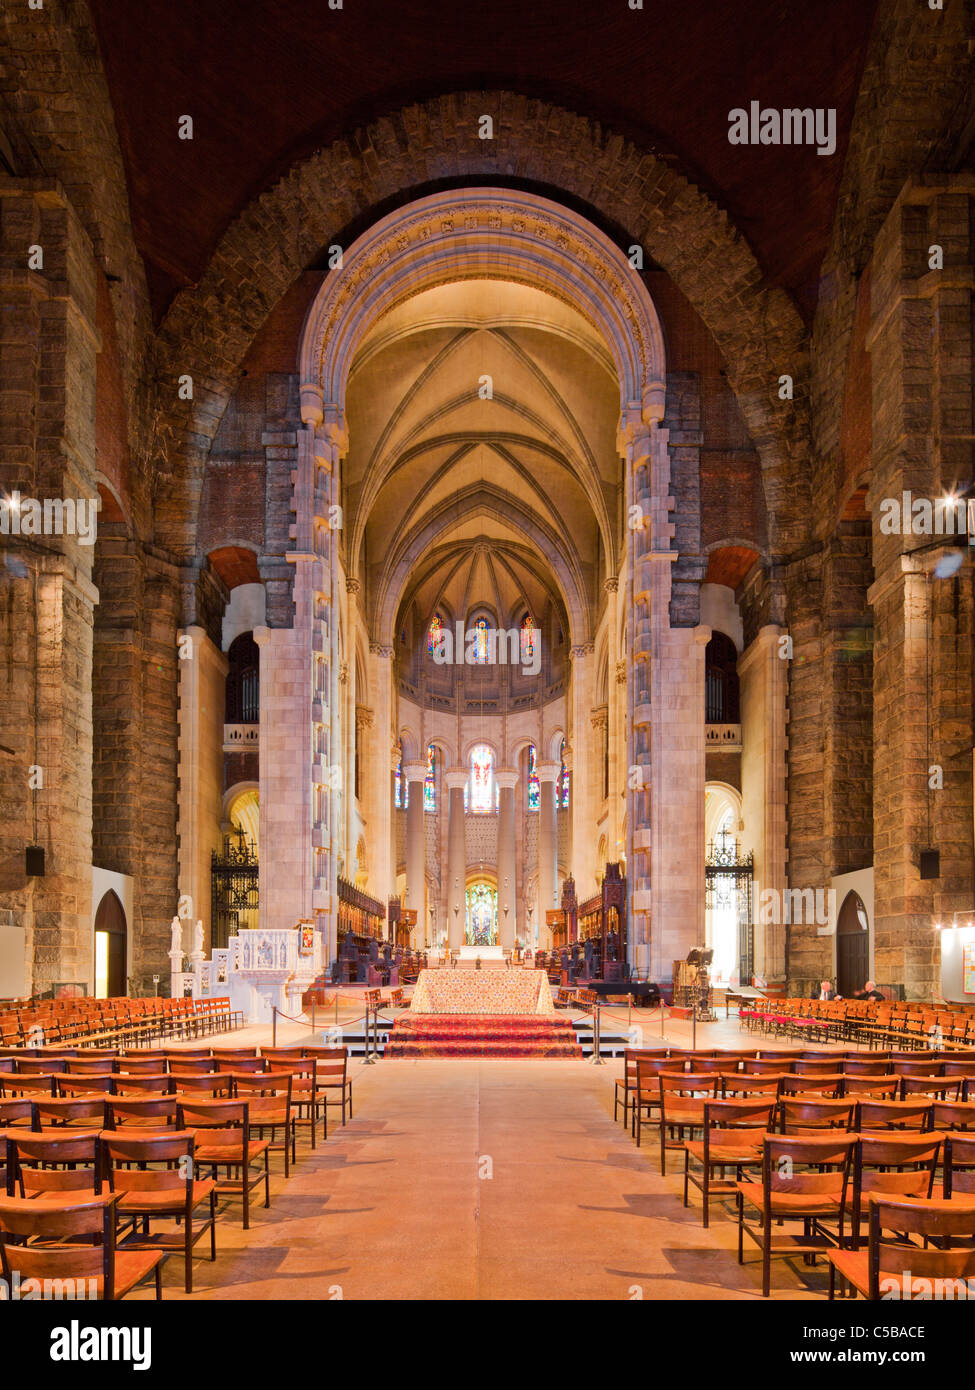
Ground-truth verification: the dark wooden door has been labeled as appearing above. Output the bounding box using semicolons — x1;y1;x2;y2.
836;891;869;997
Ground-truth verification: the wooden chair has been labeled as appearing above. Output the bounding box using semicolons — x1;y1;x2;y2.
844;1133;943;1249
232;1073;295;1176
658;1073;719;1176
895;1059;945;1079
900;1075;962;1101
779;1074;844;1099
743;1058;796;1075
32;1097;109;1130
778;1098;856;1134
304;1048;353;1125
829;1196;975;1300
801;1051;847;1063
682;1098;775;1227
736;1133;856;1296
854;1099;932;1132
0;1099;33;1129
843;1059;892;1077
64;1057;118;1075
57;1074;114;1095
0;1193;164;1299
614;1049;668;1127
14;1057;68;1074
720;1073;785;1100
631;1059;675;1145
161;1057;214;1075
265;1059;326;1148
687;1056;732;1074
115;1057;169;1076
105;1098;180;1131
170;1073;234;1097
212;1048;260;1062
5;1130;103;1201
944;1132;975;1199
175;1099;270;1229
929;1100;975;1132
102;1130;217;1294
215;1057;266;1074
841;1076;899;1099
1;1073;57;1097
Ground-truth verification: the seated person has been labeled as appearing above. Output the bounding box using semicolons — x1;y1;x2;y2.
817;978;839;1001
853;979;884;1001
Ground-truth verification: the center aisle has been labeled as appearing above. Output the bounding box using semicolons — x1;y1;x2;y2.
136;1057;821;1301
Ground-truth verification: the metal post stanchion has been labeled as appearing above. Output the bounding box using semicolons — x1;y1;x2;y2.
272;1006;277;1048
363;1002;376;1064
592;1002;605;1065
692;1000;697;1052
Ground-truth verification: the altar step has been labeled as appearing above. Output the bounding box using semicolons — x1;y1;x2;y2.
384;1015;583;1059
306;1017;631;1058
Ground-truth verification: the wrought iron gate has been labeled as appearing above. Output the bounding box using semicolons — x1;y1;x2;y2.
210;829;259;950
705;837;754;985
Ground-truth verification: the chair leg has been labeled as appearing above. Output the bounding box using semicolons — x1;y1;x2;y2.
264;1149;270;1208
243;1161;250;1230
702;1161;710;1229
762;1215;771;1297
737;1192;744;1264
185;1219;193;1294
682;1148;689;1208
210;1191;217;1260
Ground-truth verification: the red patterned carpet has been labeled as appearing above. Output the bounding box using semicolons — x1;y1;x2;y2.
385;1014;583;1059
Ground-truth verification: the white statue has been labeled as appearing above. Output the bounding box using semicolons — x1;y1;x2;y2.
192;919;204;957
170;917;183;956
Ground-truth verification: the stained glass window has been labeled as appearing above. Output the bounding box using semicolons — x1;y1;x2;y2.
527;743;540;811
423;743;436;812
427;613;443;657
473;616;490;664
469;743;495;813
465;883;498;946
520;613;535;665
558;736;570;809
394;741;406;809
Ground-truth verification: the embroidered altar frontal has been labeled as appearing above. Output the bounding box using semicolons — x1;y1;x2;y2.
409;968;556;1015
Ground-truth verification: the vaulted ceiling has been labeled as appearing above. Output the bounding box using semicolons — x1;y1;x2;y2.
348;280;618;645
87;0;878;321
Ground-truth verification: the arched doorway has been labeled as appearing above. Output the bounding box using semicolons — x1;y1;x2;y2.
94;890;127;998
836;891;870;997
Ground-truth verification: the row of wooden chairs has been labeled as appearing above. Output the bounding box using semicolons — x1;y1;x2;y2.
0;1043;359;1299
614;1048;975;1130
0;996;244;1049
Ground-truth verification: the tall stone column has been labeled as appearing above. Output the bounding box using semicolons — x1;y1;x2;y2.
445;770;468;948
865;184;975;999
738;625;788;983
496;770;518;950
569;644;595;896
389;743;400;904
403;761;427;937
0;184;100;993
536;762;560;948
176;626;228;948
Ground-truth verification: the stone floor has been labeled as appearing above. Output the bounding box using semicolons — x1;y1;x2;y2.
136;1012;842;1301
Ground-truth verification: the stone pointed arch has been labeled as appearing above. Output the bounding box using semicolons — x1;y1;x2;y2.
151;90;808;561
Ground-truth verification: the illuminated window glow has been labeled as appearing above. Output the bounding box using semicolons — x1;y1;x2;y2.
528;743;539;811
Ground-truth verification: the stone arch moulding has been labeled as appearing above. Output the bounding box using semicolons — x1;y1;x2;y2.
154;93;809;565
297;185;666;417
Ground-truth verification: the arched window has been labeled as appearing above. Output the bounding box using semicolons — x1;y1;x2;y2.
705;632;740;723
520;613;535;665
527;743;540;811
468;743;495;813
424;743;437;812
472;616;491;664
394;740;408;809
558;736;570;808
427;613;443;656
225;633;260;723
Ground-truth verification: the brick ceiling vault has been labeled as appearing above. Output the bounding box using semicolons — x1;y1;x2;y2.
148;92;810;571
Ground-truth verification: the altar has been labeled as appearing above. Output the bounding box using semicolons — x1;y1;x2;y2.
409;967;555;1015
